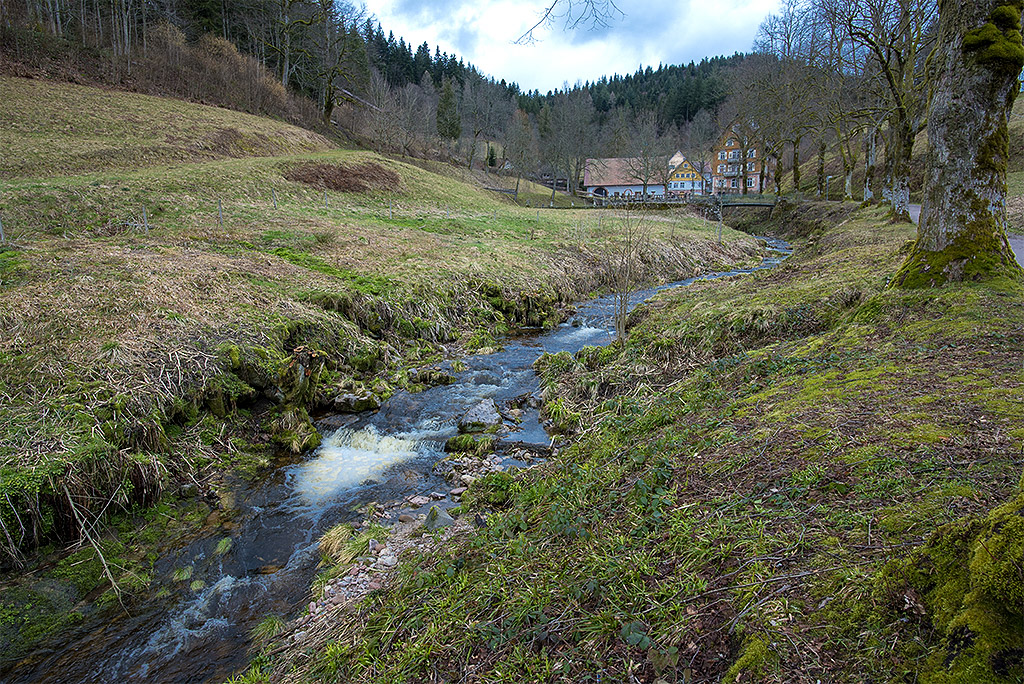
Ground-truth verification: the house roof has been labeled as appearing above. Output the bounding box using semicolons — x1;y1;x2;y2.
584;157;667;187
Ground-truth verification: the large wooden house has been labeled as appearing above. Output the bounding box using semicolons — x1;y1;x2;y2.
711;126;772;194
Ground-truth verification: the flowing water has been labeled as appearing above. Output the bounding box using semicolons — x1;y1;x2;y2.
5;237;791;684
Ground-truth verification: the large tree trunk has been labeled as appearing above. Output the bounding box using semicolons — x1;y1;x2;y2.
864;127;879;203
894;0;1024;287
883;123;915;222
791;135;801;193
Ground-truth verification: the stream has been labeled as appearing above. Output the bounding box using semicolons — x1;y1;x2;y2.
6;237;791;684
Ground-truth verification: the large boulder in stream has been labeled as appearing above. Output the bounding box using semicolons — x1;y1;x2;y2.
458;399;502;434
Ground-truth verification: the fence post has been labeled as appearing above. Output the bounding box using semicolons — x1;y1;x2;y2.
142;206;149;233
0;214;6;245
389;199;393;220
218;199;223;227
272;188;278;209
325;190;328;209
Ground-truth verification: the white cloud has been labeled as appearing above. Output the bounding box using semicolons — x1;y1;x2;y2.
370;0;781;92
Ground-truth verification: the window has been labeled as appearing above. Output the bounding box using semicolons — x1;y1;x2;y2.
719;151;727;160
729;151;740;160
727;138;735;146
718;164;726;173
748;149;757;158
747;177;756;188
748;162;756;172
731;179;738;188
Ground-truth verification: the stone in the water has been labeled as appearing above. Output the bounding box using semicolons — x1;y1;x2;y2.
408;495;431;507
424;505;455;530
450;487;467;496
398;514;415;523
458;398;502;433
333;392;381;413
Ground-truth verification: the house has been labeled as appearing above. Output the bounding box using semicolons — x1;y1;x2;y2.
583;157;666;198
711;126;773;194
666;156;709;195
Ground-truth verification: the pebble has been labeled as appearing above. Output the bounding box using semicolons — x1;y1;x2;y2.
430;491;446;500
408;495;431;506
398;514;415;523
450;487;467;496
379;555;398;567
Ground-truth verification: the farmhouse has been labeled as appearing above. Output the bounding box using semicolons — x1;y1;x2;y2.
583;157;666;198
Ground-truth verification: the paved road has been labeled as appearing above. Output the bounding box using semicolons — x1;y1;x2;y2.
1009;234;1024;267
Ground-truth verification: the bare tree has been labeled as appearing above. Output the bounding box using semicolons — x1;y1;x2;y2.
610;207;650;340
542;86;595;200
505;109;540;200
623;111;666;198
893;0;1024;287
682;109;717;195
816;0;938;219
516;0;623;43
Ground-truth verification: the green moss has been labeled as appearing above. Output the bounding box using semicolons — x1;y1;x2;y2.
964;2;1024;72
444;434;495;456
877;492;1024;680
725;634;776;682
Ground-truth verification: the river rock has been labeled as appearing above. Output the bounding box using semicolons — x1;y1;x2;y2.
398;514;415;523
407;495;431;507
379;555;398;567
458;399;502;433
450;487;467;496
424;505;455;531
333;392;381;413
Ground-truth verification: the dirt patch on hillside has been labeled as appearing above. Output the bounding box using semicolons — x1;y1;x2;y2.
284;162;400;193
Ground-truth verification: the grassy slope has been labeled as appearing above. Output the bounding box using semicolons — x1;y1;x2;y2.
0;78;759;661
0;76;335;177
250;205;1024;683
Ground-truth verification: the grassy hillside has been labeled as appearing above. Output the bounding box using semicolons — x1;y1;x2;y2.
0;77;760;661
0;76;333;177
248;204;1024;683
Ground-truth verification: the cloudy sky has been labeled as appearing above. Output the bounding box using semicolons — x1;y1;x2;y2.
368;0;781;92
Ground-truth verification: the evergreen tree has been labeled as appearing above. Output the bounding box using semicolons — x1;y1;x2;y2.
437;78;461;142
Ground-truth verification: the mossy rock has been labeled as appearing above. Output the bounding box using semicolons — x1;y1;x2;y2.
267;407;321;454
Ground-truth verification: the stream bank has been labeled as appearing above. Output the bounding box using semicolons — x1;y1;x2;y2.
1;235;789;683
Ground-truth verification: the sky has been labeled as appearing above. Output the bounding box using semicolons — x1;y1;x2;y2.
368;0;782;93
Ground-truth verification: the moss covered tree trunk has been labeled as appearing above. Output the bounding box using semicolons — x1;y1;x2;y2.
894;0;1024;287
